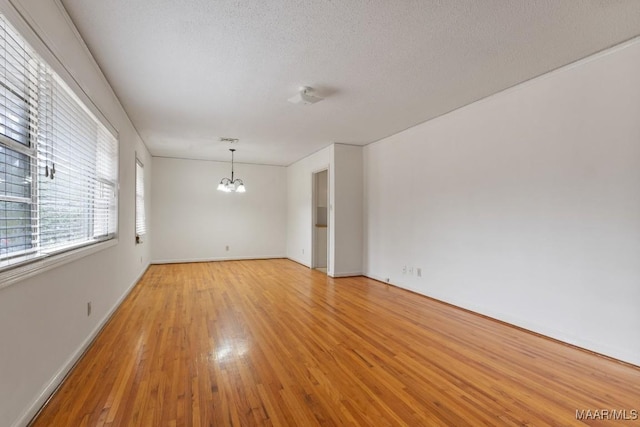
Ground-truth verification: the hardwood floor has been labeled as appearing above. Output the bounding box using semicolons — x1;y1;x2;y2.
31;260;640;426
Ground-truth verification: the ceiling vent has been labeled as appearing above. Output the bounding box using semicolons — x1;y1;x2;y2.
220;137;239;143
288;86;323;105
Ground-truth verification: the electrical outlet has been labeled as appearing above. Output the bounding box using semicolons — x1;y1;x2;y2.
225;245;229;251
409;267;414;275
402;265;407;274
417;268;422;277
87;301;92;317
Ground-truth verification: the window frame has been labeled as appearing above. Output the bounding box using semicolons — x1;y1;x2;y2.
135;156;145;244
0;38;39;263
0;10;120;288
0;134;37;261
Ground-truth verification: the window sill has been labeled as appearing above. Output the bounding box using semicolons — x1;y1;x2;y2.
0;239;118;290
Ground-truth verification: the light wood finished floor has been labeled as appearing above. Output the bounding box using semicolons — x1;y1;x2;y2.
32;260;640;426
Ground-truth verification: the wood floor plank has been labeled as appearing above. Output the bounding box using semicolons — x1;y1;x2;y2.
30;260;640;426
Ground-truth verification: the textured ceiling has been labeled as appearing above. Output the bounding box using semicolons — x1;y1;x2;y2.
60;0;640;166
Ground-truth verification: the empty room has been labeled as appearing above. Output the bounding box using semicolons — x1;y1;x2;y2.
1;1;640;426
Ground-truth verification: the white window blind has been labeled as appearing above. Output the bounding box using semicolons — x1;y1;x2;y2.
135;159;146;239
0;14;118;271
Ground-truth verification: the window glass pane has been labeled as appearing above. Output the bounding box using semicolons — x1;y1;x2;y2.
0;144;31;198
37;71;117;251
135;160;145;236
93;181;115;239
0;200;33;258
39;165;93;249
0;85;30;145
0;18;36;147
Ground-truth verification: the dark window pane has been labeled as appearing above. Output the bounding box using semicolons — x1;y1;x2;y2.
0;200;33;258
0;84;30;146
0;144;31;198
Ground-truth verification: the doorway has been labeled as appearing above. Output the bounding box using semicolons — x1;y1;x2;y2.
312;169;329;274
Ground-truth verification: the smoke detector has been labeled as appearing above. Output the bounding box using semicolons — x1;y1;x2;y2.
288;86;323;105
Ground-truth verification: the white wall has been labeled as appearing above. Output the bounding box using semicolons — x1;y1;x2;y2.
364;39;640;365
151;157;286;263
0;1;152;426
286;146;333;270
332;144;363;276
0;6;636;427
286;144;364;277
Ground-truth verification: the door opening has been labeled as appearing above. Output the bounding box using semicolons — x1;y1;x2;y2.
312;169;329;274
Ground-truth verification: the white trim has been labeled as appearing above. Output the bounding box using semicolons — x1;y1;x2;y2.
329;271;363;278
311;164;331;175
310;166;330;270
134;155;146;240
286;256;311;268
364;272;388;283
362;274;639;366
11;263;149;427
152;255;287;265
0;133;35;156
0;239;117;290
0;194;32;204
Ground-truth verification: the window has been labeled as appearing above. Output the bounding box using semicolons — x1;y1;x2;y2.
0;14;118;273
135;158;145;243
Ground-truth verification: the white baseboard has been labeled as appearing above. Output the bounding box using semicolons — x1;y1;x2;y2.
151;255;286;264
329;271;363;278
363;272;392;284
12;264;150;427
286;256;311;268
362;273;639;367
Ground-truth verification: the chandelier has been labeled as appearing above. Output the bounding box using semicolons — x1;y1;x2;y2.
217;148;246;193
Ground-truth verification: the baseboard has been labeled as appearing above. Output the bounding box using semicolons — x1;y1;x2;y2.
329;271;363;278
285;256;311;268
284;261;362;278
362;272;640;368
364;272;392;284
14;264;150;427
151;255;286;264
